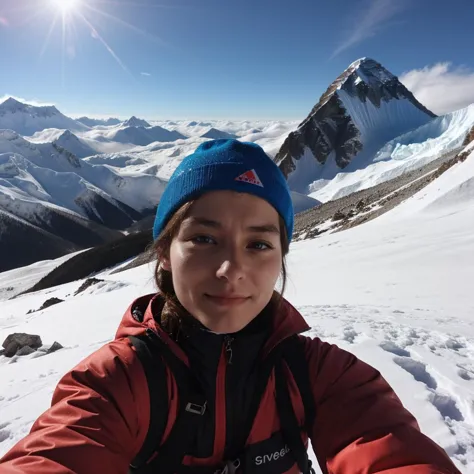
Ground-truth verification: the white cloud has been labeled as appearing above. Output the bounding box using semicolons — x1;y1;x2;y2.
141;72;151;77
0;95;55;107
400;63;474;115
332;0;406;58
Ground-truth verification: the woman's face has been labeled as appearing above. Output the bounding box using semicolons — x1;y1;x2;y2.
162;190;283;334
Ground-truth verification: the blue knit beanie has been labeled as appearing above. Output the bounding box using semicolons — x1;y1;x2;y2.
153;139;294;241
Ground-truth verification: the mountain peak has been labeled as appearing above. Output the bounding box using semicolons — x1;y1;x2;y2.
276;58;437;194
123;116;151;128
55;130;78;142
0;97;27;112
345;57;395;85
0;99;87;135
201;128;237;140
0;98;62;119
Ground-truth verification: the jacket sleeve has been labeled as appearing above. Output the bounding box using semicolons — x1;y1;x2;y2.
304;336;461;474
0;340;150;474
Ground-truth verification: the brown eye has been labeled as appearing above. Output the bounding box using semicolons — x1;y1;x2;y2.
192;235;216;245
248;241;272;251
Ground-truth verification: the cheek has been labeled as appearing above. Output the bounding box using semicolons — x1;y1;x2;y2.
169;243;208;283
254;254;282;284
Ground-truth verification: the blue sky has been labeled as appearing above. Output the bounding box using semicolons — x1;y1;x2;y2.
1;0;474;120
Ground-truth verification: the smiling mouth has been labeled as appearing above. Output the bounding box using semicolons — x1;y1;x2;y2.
204;294;250;306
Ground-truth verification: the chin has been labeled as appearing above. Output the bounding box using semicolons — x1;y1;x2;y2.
199;306;258;334
208;319;248;334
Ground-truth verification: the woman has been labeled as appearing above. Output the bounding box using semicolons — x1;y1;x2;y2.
0;139;460;474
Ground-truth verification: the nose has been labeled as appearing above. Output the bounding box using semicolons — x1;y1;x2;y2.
215;248;245;284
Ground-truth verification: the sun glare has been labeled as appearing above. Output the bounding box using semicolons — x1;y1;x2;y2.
51;0;80;14
36;0;167;83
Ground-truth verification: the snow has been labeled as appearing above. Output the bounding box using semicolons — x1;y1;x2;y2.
382;143;474;219
0;98;88;136
375;103;474;163
0;250;86;301
337;88;434;167
1;148;474;471
309;104;474;203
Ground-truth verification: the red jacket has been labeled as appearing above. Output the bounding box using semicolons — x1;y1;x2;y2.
0;294;460;473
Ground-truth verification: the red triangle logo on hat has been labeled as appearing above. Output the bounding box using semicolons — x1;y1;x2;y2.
235;169;264;187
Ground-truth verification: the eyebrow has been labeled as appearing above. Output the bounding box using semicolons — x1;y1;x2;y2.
185;217;280;234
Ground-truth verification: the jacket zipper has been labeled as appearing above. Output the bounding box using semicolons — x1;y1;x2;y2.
223;336;235;459
224;336;234;365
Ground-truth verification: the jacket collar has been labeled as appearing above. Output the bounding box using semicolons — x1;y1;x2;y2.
115;293;310;363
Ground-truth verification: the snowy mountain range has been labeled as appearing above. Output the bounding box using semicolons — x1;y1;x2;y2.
2;56;474;272
0;129;167;271
276;58;437;194
76;116;122;127
109;125;187;146
0;98;89;136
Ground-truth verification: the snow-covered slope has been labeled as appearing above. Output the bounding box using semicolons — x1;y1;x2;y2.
276;58;436;194
0;250;85;301
375;103;474;163
1;149;473;471
309;104;474;202
52;130;99;159
384;142;474;219
0;98;89;136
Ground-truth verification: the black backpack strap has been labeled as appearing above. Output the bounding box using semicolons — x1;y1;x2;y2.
128;335;169;471
276;335;316;474
136;329;208;474
129;331;316;474
281;335;316;434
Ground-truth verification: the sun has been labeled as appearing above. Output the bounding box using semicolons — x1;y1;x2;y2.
50;0;81;14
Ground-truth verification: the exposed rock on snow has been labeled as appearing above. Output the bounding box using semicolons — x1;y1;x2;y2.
2;333;42;357
74;278;104;296
38;298;64;311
